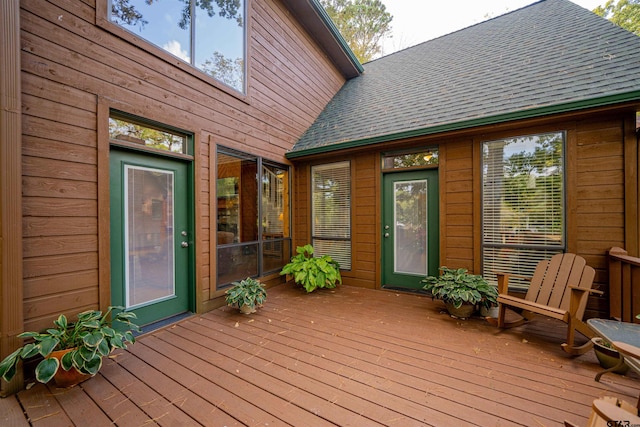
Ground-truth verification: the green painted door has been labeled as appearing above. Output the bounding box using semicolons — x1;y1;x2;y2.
382;169;439;290
110;149;192;326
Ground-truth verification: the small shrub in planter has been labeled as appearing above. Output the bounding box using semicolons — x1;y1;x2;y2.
280;244;342;293
225;277;267;314
422;267;498;318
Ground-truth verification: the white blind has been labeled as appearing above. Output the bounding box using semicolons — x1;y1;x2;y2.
312;161;351;270
482;133;564;289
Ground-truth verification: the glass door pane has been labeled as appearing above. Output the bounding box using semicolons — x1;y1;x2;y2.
394;180;428;276
125;165;175;308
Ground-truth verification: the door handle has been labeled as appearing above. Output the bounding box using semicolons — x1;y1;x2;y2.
181;241;189;248
384;233;389;238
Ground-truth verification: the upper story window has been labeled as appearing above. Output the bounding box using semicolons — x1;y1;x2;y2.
109;0;246;93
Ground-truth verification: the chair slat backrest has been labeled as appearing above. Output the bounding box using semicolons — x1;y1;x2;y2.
524;253;595;316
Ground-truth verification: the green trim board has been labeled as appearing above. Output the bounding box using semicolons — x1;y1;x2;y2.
309;0;364;74
286;90;640;159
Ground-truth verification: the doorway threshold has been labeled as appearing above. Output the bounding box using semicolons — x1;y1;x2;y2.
381;286;430;296
136;312;194;337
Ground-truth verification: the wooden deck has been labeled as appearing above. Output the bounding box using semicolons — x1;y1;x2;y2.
2;284;639;426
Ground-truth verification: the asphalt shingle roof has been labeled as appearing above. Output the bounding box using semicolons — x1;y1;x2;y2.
289;0;640;157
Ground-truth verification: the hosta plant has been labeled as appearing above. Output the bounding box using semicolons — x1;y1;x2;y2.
422;267;498;309
280;244;342;293
0;306;140;384
225;277;267;314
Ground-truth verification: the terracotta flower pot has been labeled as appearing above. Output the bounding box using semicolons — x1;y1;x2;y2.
48;349;92;388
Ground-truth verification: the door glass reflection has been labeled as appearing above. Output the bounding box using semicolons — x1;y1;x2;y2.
125;165;175;308
394;180;428;275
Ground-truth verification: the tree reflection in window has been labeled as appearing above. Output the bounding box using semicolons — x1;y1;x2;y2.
109;114;188;154
482;132;565;289
109;0;245;92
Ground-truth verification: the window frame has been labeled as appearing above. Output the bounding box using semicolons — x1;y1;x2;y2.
215;146;291;288
96;0;249;99
108;110;194;160
481;131;566;290
311;161;352;271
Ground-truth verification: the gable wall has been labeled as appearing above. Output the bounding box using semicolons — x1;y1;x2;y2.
292;110;637;319
17;0;346;332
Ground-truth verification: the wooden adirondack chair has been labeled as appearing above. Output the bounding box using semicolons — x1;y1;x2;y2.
487;253;602;355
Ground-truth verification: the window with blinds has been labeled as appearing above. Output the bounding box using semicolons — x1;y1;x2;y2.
311;161;351;270
482;132;565;290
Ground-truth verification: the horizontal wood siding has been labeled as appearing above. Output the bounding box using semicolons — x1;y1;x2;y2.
290;113;635;316
442;140;475;271
19;0;345;331
292;164;310;249
348;153;377;288
575;116;627;318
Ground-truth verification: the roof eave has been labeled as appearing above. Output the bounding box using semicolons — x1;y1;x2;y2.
280;0;363;79
286;90;640;159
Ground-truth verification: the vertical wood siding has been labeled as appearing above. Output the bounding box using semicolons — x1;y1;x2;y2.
19;0;345;331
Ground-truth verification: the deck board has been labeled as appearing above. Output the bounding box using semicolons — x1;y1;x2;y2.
0;389;30;427
44;383;112;426
17;383;73;426
5;284;640;426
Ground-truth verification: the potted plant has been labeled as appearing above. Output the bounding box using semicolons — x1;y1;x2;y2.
0;306;140;388
280;244;342;293
592;337;629;374
422;266;498;318
479;295;500;318
225;277;267;314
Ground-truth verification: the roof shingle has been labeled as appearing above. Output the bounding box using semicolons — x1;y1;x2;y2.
289;0;640;156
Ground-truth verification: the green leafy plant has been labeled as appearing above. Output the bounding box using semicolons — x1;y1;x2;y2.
0;306;140;384
422;267;498;309
280;244;342;293
225;277;267;313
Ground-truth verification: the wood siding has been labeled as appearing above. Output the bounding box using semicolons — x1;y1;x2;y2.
441;139;474;270
291;112;638;319
17;0;346;332
575;116;627;317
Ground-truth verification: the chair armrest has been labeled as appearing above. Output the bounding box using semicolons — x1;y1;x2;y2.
568;285;603;296
567;286;602;318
